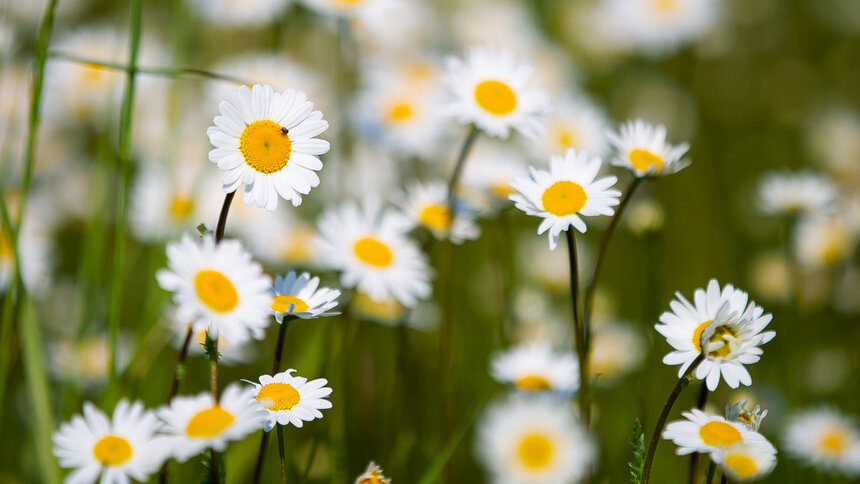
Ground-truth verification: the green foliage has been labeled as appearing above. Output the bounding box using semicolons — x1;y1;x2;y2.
629;418;646;484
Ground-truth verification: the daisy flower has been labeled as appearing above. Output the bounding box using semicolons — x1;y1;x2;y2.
443;46;548;139
606;119;690;177
207;83;330;210
157;383;266;461
399;181;481;244
490;341;579;394
510;148;621;250
783;407;860;476
247;369;333;431
794;214;856;268
654;279;776;391
726;401;768;432
129;164;207;242
53;400;168;484
536;97;611;159
711;441;778;482
599;0;720;55
757;171;838;215
156;235;272;344
190;0;291;27
476;395;593;484
317;199;432;307
355;461;391;484
270;271;340;321
459;140;530;213
352;291;407;326
663;408;776;456
588;321;646;385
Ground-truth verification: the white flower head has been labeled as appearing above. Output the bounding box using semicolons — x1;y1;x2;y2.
711;441;778;482
537;96;611;159
270;271;340;321
490;341;579;394
53;400;168;484
757;171;838;216
726;401;769;432
607;119;690;177
157;384;266;462
156;235;272;344
784;407;860;476
355;460;391;484
510;148;621;250
655;279;776;391
208;84;330;211
190;0;290;26
476;395;594;484
247;369;333;431
317;198;433;307
443;46;548;139
399;181;481;244
663;408;776;456
599;0;720;56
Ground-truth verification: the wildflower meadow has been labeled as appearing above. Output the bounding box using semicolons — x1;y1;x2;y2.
1;0;859;483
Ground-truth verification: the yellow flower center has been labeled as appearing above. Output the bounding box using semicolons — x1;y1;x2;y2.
357;476;385;484
271;295;309;313
387;102;413;122
169;195;194;221
474;80;517;115
490;180;516;198
541;181;587;216
515;375;552;391
654;0;678;12
92;435;132;466
819;428;850;457
419;204;451;231
353;292;405;321
556;128;578;149
194;270;239;313
0;231;10;257
629;148;663;172
692;320;736;358
239;120;292;174
185;406;235;438
518;433;554;469
698;421;743;447
353;237;393;267
724;454;757;479
256;382;301;411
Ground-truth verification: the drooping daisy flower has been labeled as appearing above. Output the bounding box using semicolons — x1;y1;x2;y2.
156;235;272;344
663;408;776;456
53;400;168;484
607;119;690;177
270;271;340;321
783;407;860;476
207;83;330;210
654;279;776;391
355;461;391;484
757;171;838;216
247;369;333;431
536;97;611;159
443;46;548;139
510;148;621;250
490;341;579;394
710;441;778;482
157;384;266;461
190;0;291;27
399;181;481;244
476;395;593;484
317;199;432;307
794;215;856;269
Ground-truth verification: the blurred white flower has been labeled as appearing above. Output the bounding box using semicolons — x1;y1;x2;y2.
757;171;837;216
784;407;860;476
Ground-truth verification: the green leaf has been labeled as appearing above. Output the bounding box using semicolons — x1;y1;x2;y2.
629;418;646;484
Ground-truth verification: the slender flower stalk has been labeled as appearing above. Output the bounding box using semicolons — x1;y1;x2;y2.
705;460;716;484
688;383;710;483
278;425;288;484
565;230;589;426
47;51;252;84
445;124;480;218
205;334;221;483
641;352;705;484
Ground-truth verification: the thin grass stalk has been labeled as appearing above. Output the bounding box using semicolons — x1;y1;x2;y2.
277;424;288;484
301;435;320;481
444;124;479;218
47;52;252;84
106;0;144;405
641;353;705;484
565;230;588;424
720;475;727;484
705;460;716;484
0;0;59;430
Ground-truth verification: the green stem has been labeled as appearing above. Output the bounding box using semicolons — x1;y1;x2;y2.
47;52;252;84
277;425;288;484
565;230;589;426
106;0;144;405
705;460;716;484
445;125;480;219
641;353;705;484
689;382;710;483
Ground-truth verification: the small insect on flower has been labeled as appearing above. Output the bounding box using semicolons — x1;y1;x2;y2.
443;46;548;139
156;235;272;345
247;369;333;431
510;148;621;250
355;461;391;484
157;384;266;462
270;271;340;321
489;341;579;394
606;119;690;178
655;279;775;391
53;400;169;484
663;408;775;456
208;83;330;210
783;407;860;477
